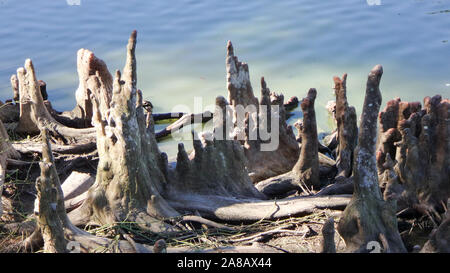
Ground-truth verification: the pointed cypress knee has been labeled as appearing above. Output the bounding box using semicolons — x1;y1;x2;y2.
293;88;320;190
337;65;406;253
333;74;357;178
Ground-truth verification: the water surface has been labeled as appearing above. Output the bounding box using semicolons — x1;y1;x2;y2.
0;0;449;156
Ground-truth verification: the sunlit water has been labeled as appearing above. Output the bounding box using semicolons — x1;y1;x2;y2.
0;0;449;157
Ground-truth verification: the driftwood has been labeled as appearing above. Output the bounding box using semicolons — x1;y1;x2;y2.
255;153;337;199
153;95;298;140
12;140;96;154
337;65;406;253
153;112;185;121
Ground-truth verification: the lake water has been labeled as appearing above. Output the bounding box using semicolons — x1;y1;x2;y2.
0;0;449;157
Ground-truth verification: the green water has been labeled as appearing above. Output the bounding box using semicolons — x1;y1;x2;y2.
0;0;449;156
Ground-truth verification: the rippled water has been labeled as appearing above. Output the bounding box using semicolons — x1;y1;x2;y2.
0;0;449;156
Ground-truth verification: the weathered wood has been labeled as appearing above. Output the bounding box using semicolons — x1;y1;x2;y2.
59;48;113;128
11;74;19;102
153;112;185;121
255;152;337;198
